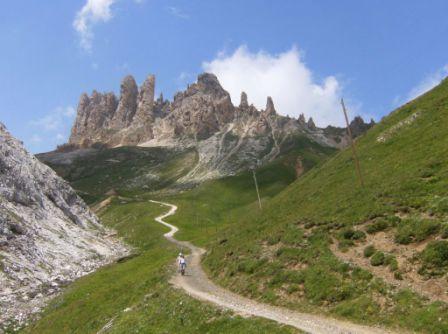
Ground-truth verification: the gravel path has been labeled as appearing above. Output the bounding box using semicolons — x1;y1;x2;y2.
149;200;398;334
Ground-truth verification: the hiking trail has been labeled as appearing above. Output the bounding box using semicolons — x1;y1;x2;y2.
149;200;398;334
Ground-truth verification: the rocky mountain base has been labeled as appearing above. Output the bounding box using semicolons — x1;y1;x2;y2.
0;124;128;331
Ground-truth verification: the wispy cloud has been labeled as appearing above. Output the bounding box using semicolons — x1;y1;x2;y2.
30;134;43;145
203;45;365;127
406;64;448;101
392;64;448;107
29;106;76;152
176;71;193;89
116;62;130;72
73;0;117;52
31;106;76;131
167;6;190;19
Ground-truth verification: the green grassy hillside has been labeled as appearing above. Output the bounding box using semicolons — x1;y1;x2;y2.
39;134;334;206
25;136;334;333
30;79;448;333
203;79;448;333
39;146;198;204
162;134;335;246
21;200;299;334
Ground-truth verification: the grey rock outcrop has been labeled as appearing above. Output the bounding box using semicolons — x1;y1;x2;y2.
349;116;375;137
264;96;276;116
66;72;374;181
134;75;155;125
239;91;249;109
69;91;117;147
111;75;139;129
307;117;317;131
158;73;235;140
0;123;127;330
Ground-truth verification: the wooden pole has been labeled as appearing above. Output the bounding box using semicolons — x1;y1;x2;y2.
252;169;262;210
341;98;364;187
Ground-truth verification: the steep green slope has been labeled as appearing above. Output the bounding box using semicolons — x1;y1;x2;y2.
204;79;448;333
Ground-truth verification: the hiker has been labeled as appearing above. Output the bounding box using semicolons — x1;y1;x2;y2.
177;252;187;275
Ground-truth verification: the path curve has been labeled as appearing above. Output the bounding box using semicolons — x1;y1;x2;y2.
149;200;397;334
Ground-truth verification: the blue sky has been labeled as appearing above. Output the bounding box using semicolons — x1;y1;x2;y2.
1;0;447;153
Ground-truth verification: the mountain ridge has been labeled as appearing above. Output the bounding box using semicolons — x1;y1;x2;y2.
61;73;373;183
68;73;374;150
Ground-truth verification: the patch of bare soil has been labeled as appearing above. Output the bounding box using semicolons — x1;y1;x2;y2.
330;231;448;302
92;196;114;214
260;241;283;262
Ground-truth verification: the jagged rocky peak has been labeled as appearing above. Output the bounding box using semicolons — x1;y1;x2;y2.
162;72;235;140
265;96;276;115
307;117;317;130
0;123;127;327
111;75;139;128
196;72;228;98
66;71;374;151
70;90;118;147
349;115;375;137
239;91;249;109
134;74;156;124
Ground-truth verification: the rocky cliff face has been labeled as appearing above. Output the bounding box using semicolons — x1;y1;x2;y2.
0;124;127;330
67;73;373;182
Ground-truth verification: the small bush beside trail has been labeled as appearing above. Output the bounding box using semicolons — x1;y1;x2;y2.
370;252;385;266
363;245;375;258
394;218;441;244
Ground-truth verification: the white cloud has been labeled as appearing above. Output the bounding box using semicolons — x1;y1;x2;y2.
31;106;76;131
406;64;448;101
29;106;76;151
116;62;130;72
176;71;193;89
30;135;43;145
167;6;189;19
202;45;353;127
73;0;117;51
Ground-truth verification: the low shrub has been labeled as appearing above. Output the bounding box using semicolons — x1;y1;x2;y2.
441;225;448;239
394;218;441;245
351;267;373;281
366;219;389;234
394;271;403;280
432;196;448;215
304;267;352;304
338;239;354;250
370;251;385;266
387;215;401;226
340;228;366;241
421;241;448;268
363;245;376;258
237;259;266;274
385;255;398;271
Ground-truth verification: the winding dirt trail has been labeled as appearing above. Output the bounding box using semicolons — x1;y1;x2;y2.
149;200;398;334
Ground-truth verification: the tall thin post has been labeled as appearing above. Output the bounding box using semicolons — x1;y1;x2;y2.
341;98;364;187
252;169;262;210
